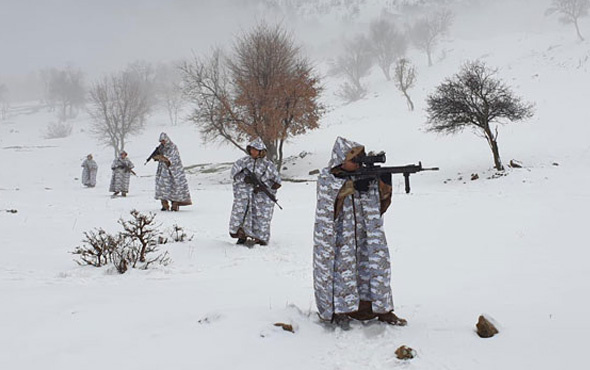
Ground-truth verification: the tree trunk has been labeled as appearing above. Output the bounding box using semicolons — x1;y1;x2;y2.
403;90;414;111
484;124;504;171
574;20;585;42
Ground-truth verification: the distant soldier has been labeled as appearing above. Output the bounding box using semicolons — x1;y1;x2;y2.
81;154;98;187
153;132;192;211
109;151;134;197
229;138;281;246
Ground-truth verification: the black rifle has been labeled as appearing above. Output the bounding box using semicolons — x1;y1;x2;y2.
336;153;439;193
145;145;163;165
242;167;283;210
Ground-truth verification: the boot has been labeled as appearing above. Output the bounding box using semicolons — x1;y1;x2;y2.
347;300;377;321
160;199;170;211
122;192;127;197
254;239;267;246
236;238;247;245
377;311;407;326
171;201;179;212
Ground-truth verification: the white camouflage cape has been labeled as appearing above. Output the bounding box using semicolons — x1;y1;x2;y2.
154;132;192;205
109;157;134;193
81;158;98;187
313;136;394;321
228;138;281;243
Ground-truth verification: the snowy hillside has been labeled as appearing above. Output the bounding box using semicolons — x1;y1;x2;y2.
2;1;590;369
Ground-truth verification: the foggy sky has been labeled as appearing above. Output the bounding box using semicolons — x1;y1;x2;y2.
0;0;260;77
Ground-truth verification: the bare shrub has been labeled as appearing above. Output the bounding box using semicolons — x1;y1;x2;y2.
71;210;172;273
169;224;194;242
44;121;73;139
71;228;120;267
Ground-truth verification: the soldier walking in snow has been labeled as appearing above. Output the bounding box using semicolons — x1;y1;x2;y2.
152;132;192;211
81;153;98;187
229;138;281;246
313;137;406;327
109;151;134;197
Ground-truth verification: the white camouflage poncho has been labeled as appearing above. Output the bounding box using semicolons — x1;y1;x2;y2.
313;137;394;321
81;158;98;187
154;133;192;206
228;138;281;244
109;156;134;193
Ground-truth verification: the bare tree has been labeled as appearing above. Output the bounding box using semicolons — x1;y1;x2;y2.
0;84;9;120
546;0;590;41
88;70;152;156
426;60;534;171
155;62;185;126
369;17;408;81
41;66;86;121
410;9;453;67
181;23;324;169
393;58;417;111
331;34;374;102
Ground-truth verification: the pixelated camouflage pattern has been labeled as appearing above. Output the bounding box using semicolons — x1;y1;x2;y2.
154;132;192;205
81;158;98;187
229;138;281;243
109;157;134;193
313;136;394;321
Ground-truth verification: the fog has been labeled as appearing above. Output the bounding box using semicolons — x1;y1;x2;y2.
0;0;571;102
0;0;265;76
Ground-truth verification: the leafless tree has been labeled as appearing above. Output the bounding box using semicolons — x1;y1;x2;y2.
155;62;185;126
546;0;590;41
369;17;408;81
0;84;9;120
393;58;417;111
425;60;534;171
331;34;374;102
88;70;152;156
410;9;453;67
41;66;86;121
181;23;324;169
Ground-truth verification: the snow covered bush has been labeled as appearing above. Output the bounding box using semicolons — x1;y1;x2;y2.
71;228;121;267
44;121;73;139
71;210;171;273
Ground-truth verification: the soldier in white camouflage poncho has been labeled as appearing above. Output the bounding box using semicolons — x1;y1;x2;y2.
153;132;192;211
229;138;281;246
81;154;98;187
313;137;406;326
109;151;134;197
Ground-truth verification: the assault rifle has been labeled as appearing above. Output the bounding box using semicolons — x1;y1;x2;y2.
336;152;439;193
242;168;283;210
145;145;163;165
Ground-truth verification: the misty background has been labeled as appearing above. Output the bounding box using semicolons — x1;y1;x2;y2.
1;0;561;103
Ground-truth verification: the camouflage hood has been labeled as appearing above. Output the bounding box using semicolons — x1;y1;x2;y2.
159;132;172;145
247;138;267;151
327;136;365;169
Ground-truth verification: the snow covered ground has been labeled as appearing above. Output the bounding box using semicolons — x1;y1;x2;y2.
1;2;590;369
